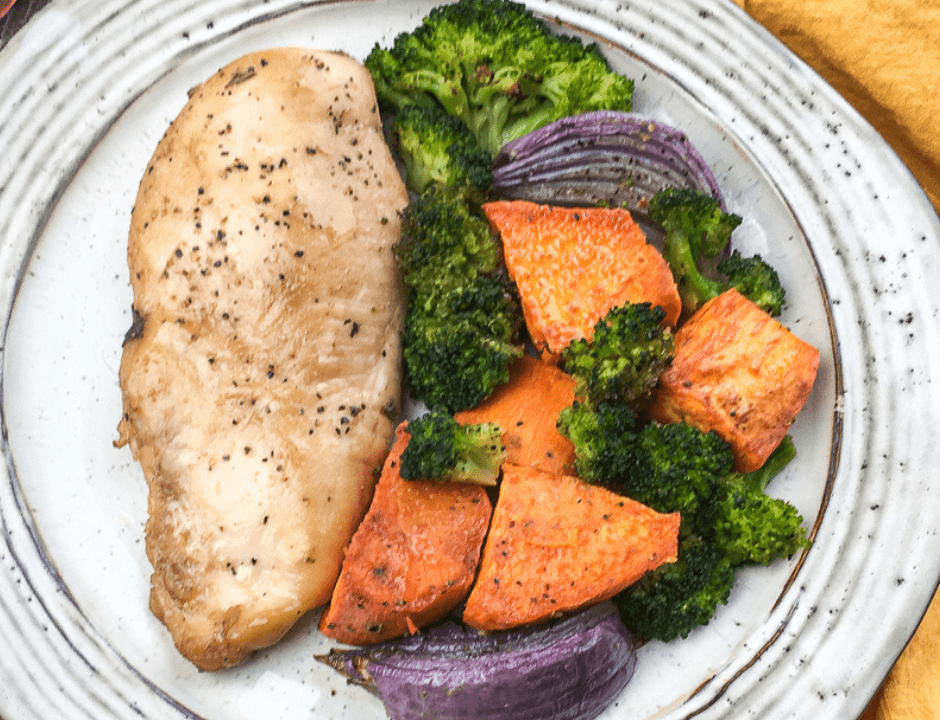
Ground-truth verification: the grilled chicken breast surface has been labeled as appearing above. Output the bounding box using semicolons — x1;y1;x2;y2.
115;48;408;670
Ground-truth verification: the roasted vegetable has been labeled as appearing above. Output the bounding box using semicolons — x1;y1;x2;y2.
399;409;506;486
397;187;524;412
557;404;734;533
317;601;638;720
395;186;500;299
492;111;725;214
615;535;735;643
482;200;681;359
319;424;492;645
650;288;820;472
716;250;787;318
647;186;788;317
462;464;679;631
713;436;809;565
562;301;675;407
365;0;634;155
392;102;493;196
560;394;808;640
647;186;742;316
612;421;735;535
455;355;577;476
402;276;524;413
614;439;806;642
554;399;646;489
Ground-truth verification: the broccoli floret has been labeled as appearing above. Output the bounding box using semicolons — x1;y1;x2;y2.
620;422;734;530
615;535;735;642
365;0;634;155
648;187;787;317
402;318;520;413
555;400;645;486
647;186;741;314
713;437;809;565
392;103;493;196
716;250;786;317
562;302;674;407
396;182;522;413
395;186;500;299
400;409;506;486
403;274;523;413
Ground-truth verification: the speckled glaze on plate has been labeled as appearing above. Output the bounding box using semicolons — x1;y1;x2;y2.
1;1;939;718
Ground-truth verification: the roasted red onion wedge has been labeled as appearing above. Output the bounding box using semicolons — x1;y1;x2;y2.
316;601;637;720
491;110;724;216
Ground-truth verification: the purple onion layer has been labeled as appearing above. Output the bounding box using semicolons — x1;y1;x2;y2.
317;601;637;720
491;110;724;214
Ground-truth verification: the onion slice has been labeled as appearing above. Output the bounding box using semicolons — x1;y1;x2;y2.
316;601;637;720
491;110;724;215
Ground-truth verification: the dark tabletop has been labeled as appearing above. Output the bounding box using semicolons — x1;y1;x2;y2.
0;0;50;49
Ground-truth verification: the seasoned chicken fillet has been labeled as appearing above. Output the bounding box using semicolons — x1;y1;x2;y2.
115;48;408;670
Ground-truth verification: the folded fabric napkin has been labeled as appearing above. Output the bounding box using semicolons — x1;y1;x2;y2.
733;1;940;717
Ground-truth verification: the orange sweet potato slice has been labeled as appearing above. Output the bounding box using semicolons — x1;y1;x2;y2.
649;288;820;472
319;423;493;644
482;200;681;360
462;464;680;631
455;355;576;476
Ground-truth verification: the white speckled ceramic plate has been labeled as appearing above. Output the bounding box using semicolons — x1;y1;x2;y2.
2;0;939;718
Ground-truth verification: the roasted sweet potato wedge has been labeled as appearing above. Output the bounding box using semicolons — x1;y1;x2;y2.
649;288;820;472
482;200;682;360
462;464;680;631
319;423;493;644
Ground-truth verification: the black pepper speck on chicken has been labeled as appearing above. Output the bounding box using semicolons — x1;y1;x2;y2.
115;48;409;671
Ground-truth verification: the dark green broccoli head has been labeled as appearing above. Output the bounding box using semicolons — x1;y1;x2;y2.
440;272;522;340
365;0;633;154
716;250;786;317
407;271;523;358
418;0;540;72
363;43;415;111
608;432;804;640
562;302;674;407
400;410;460;480
402;280;523;413
615;535;735;642
395;186;500;298
647;186;742;314
392;103;493;196
712;437;808;565
536;39;633;120
555;400;646;486
400;409;506;486
365;0;541;123
620;421;735;529
395;185;522;413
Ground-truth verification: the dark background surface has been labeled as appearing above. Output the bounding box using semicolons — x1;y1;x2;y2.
0;0;50;49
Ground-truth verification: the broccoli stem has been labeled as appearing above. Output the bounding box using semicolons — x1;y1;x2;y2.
453;428;504;486
662;232;725;311
502;103;559;150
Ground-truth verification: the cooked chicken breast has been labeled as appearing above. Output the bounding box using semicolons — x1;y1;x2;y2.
115;48;408;670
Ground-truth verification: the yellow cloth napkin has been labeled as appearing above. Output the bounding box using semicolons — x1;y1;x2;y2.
731;1;940;717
